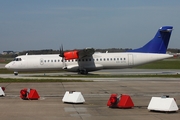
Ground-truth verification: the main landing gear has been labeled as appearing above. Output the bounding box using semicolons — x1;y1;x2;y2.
78;69;88;75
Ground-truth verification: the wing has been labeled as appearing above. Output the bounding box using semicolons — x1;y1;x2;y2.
78;48;95;58
63;48;95;60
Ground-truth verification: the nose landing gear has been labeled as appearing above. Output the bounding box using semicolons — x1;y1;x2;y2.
14;72;18;76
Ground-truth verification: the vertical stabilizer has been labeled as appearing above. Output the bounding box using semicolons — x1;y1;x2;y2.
128;26;173;53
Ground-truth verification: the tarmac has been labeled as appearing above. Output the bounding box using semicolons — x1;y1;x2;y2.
0;63;180;120
0;77;180;120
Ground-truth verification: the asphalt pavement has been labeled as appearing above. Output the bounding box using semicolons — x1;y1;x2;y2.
0;77;179;120
0;63;180;120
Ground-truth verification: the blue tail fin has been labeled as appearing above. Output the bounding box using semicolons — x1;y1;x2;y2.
128;26;173;54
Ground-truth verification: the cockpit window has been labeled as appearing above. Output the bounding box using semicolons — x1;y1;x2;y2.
14;58;22;61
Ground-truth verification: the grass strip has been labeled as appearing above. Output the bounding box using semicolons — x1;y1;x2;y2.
32;74;180;78
136;60;180;69
0;78;91;83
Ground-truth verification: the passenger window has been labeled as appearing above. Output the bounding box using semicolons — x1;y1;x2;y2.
104;58;106;61
124;58;126;60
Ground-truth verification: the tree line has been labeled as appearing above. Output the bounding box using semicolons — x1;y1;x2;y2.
1;48;180;58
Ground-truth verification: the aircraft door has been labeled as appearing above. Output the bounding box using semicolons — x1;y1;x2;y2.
128;54;134;66
40;58;44;65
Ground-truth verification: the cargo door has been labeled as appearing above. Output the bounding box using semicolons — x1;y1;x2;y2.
128;54;134;66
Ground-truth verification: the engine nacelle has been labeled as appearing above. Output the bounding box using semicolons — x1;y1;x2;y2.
64;50;79;60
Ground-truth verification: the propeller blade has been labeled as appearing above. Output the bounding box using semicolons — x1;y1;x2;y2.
59;44;64;57
59;44;67;69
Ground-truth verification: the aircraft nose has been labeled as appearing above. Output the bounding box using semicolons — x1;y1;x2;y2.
5;64;9;69
5;64;10;69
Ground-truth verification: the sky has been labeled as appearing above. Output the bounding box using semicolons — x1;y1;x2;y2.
0;0;180;53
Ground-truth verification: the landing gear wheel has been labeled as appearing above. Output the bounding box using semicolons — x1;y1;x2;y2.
14;72;18;76
78;69;88;75
83;70;88;75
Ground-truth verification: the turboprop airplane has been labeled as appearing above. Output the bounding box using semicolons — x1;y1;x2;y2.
5;26;173;75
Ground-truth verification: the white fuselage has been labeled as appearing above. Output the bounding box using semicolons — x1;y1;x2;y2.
5;52;173;72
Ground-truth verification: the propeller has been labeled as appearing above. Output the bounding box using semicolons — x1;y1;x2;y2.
59;44;64;57
59;44;67;69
